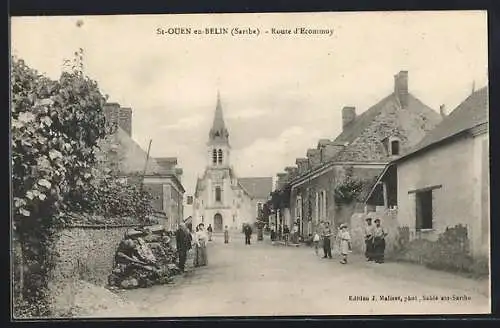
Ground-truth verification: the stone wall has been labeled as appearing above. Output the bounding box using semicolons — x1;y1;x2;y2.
47;224;140;314
350;209;399;256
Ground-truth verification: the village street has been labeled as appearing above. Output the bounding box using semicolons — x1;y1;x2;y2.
113;233;490;317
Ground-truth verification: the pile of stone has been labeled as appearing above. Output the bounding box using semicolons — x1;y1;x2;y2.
108;225;181;289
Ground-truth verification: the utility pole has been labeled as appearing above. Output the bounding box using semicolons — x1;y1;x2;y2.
141;139;152;187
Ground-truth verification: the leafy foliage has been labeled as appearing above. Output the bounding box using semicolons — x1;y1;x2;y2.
11;56;156;317
334;172;364;204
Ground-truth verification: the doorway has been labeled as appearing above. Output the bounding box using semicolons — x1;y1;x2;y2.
214;213;223;232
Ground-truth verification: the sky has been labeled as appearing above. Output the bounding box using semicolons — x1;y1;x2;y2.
11;11;488;199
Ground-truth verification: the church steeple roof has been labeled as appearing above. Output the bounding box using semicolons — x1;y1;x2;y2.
209;91;230;145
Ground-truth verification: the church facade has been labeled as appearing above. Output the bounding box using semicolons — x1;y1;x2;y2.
193;93;272;232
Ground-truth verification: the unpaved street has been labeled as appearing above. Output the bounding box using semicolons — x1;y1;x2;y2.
116;233;489;317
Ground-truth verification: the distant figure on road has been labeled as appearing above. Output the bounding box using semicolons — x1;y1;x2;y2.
372;218;388;264
339;224;352;264
283;225;290;246
364;217;375;261
207;224;213;241
321;222;333;259
243;223;253;245
313;231;320;256
175;221;192;272
270;223;276;243
194;223;208;267
292;223;299;244
224;225;229;244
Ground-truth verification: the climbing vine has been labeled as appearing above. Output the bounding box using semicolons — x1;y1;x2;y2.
11;56;155;317
333;167;365;204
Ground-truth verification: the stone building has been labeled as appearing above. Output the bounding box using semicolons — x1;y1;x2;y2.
270;71;442;239
99;103;185;230
193;93;273;232
365;87;489;257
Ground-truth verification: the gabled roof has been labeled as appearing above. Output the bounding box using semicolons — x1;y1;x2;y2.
334;94;394;144
400;86;488;158
333;93;440;162
238;177;273;199
99;127;163;175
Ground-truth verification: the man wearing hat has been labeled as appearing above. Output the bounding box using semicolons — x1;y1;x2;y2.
321;221;333;259
364;217;375;261
175;217;193;272
372;218;388;264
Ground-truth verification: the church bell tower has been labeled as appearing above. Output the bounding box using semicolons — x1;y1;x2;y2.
207;91;231;168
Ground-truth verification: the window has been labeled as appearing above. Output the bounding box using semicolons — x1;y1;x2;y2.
212;149;217;164
388;137;401;156
296;196;302;221
416;190;433;230
215;186;222;202
218;149;223;164
391;140;400;155
233;215;236;223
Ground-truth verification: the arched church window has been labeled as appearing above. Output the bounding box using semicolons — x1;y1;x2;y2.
212;149;217;164
215;187;222;202
215;131;220;137
218;149;223;164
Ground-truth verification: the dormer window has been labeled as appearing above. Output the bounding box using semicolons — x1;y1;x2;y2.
389;137;401;156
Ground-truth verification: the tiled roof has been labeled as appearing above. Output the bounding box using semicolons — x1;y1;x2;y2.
334;94;394;144
238;177;273;199
405;87;488;155
99;127;163;175
332;93;441;162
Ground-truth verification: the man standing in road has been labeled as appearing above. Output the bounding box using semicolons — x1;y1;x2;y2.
364;217;375;261
175;221;192;272
207;224;213;241
321;221;333;259
244;223;253;245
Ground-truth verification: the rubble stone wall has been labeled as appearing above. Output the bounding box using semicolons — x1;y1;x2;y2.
47;224;140;314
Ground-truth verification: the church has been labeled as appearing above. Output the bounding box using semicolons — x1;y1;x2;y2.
193;93;273;232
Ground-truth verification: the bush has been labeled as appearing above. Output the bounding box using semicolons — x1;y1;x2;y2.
394;224;488;277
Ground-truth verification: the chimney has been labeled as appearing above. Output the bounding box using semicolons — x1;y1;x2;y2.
342;106;356;130
394;70;409;108
439;104;446;118
119;107;132;136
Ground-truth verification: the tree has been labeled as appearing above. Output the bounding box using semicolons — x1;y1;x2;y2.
12;56;111;316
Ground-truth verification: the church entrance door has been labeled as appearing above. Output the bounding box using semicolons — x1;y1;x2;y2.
214;213;223;232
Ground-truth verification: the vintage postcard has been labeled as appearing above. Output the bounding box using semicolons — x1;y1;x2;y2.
11;11;489;318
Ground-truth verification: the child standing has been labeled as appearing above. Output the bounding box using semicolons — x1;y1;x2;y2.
313;231;320;256
224;225;229;244
339;224;352;264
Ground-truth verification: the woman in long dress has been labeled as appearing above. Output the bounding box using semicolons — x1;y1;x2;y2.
194;223;208;267
339;224;352;264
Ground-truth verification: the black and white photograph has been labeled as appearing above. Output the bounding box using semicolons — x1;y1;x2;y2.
10;11;490;318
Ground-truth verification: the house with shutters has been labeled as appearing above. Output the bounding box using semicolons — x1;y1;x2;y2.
365;86;489;257
193;93;273;232
269;71;443;239
99;102;185;231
